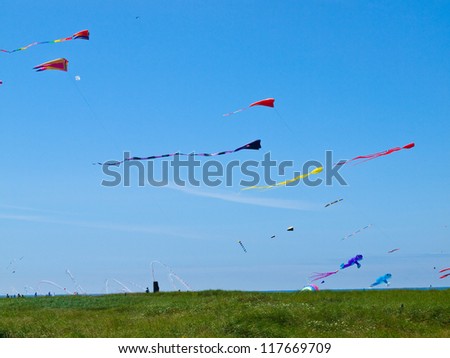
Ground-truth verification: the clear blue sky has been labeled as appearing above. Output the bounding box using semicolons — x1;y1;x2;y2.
1;0;449;294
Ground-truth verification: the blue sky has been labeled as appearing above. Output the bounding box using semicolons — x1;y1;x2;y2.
1;0;449;294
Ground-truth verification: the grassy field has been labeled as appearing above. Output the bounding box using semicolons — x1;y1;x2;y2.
0;289;448;338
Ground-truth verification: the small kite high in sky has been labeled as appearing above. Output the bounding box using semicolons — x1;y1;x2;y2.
387;248;400;254
324;198;343;208
33;58;68;72
243;166;323;190
370;273;392;287
336;142;415;166
341;224;372;240
223;98;275;117
96;139;261;166
1;30;89;53
287;226;294;232
238;240;247;253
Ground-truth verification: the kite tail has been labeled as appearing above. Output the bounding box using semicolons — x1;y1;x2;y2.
223;108;247;117
309;270;339;282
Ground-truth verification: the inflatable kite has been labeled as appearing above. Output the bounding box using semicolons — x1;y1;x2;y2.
96;139;261;166
223;98;275;116
370;273;392;287
33;58;68;72
309;255;363;282
337;142;415;166
340;254;363;269
301;284;319;292
1;30;89;53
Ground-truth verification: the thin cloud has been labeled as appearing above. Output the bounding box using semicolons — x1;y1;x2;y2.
166;185;319;211
0;212;201;240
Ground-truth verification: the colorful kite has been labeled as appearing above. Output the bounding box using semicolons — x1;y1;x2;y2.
387;248;400;254
439;268;450;279
33;58;68;72
238;240;247;253
325;198;343;208
340;254;363;269
301;284;319;292
242;166;323;190
223;98;275;116
1;30;89;54
96;139;261;166
342;224;372;240
370;273;392;287
336;142;415;166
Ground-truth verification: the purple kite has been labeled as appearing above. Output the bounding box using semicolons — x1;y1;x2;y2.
340;254;363;269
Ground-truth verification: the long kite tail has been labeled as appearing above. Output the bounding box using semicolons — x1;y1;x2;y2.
440;273;450;279
95;139;261;166
309;270;339;282
337;142;415;166
223;108;247;117
242;166;323;190
1;30;89;54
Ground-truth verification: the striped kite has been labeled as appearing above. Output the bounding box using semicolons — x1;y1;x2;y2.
1;30;89;54
439;268;450;279
34;58;68;72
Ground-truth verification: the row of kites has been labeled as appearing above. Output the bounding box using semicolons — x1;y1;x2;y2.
0;31;415;169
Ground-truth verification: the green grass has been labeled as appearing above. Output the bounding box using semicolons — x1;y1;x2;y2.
0;289;448;337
